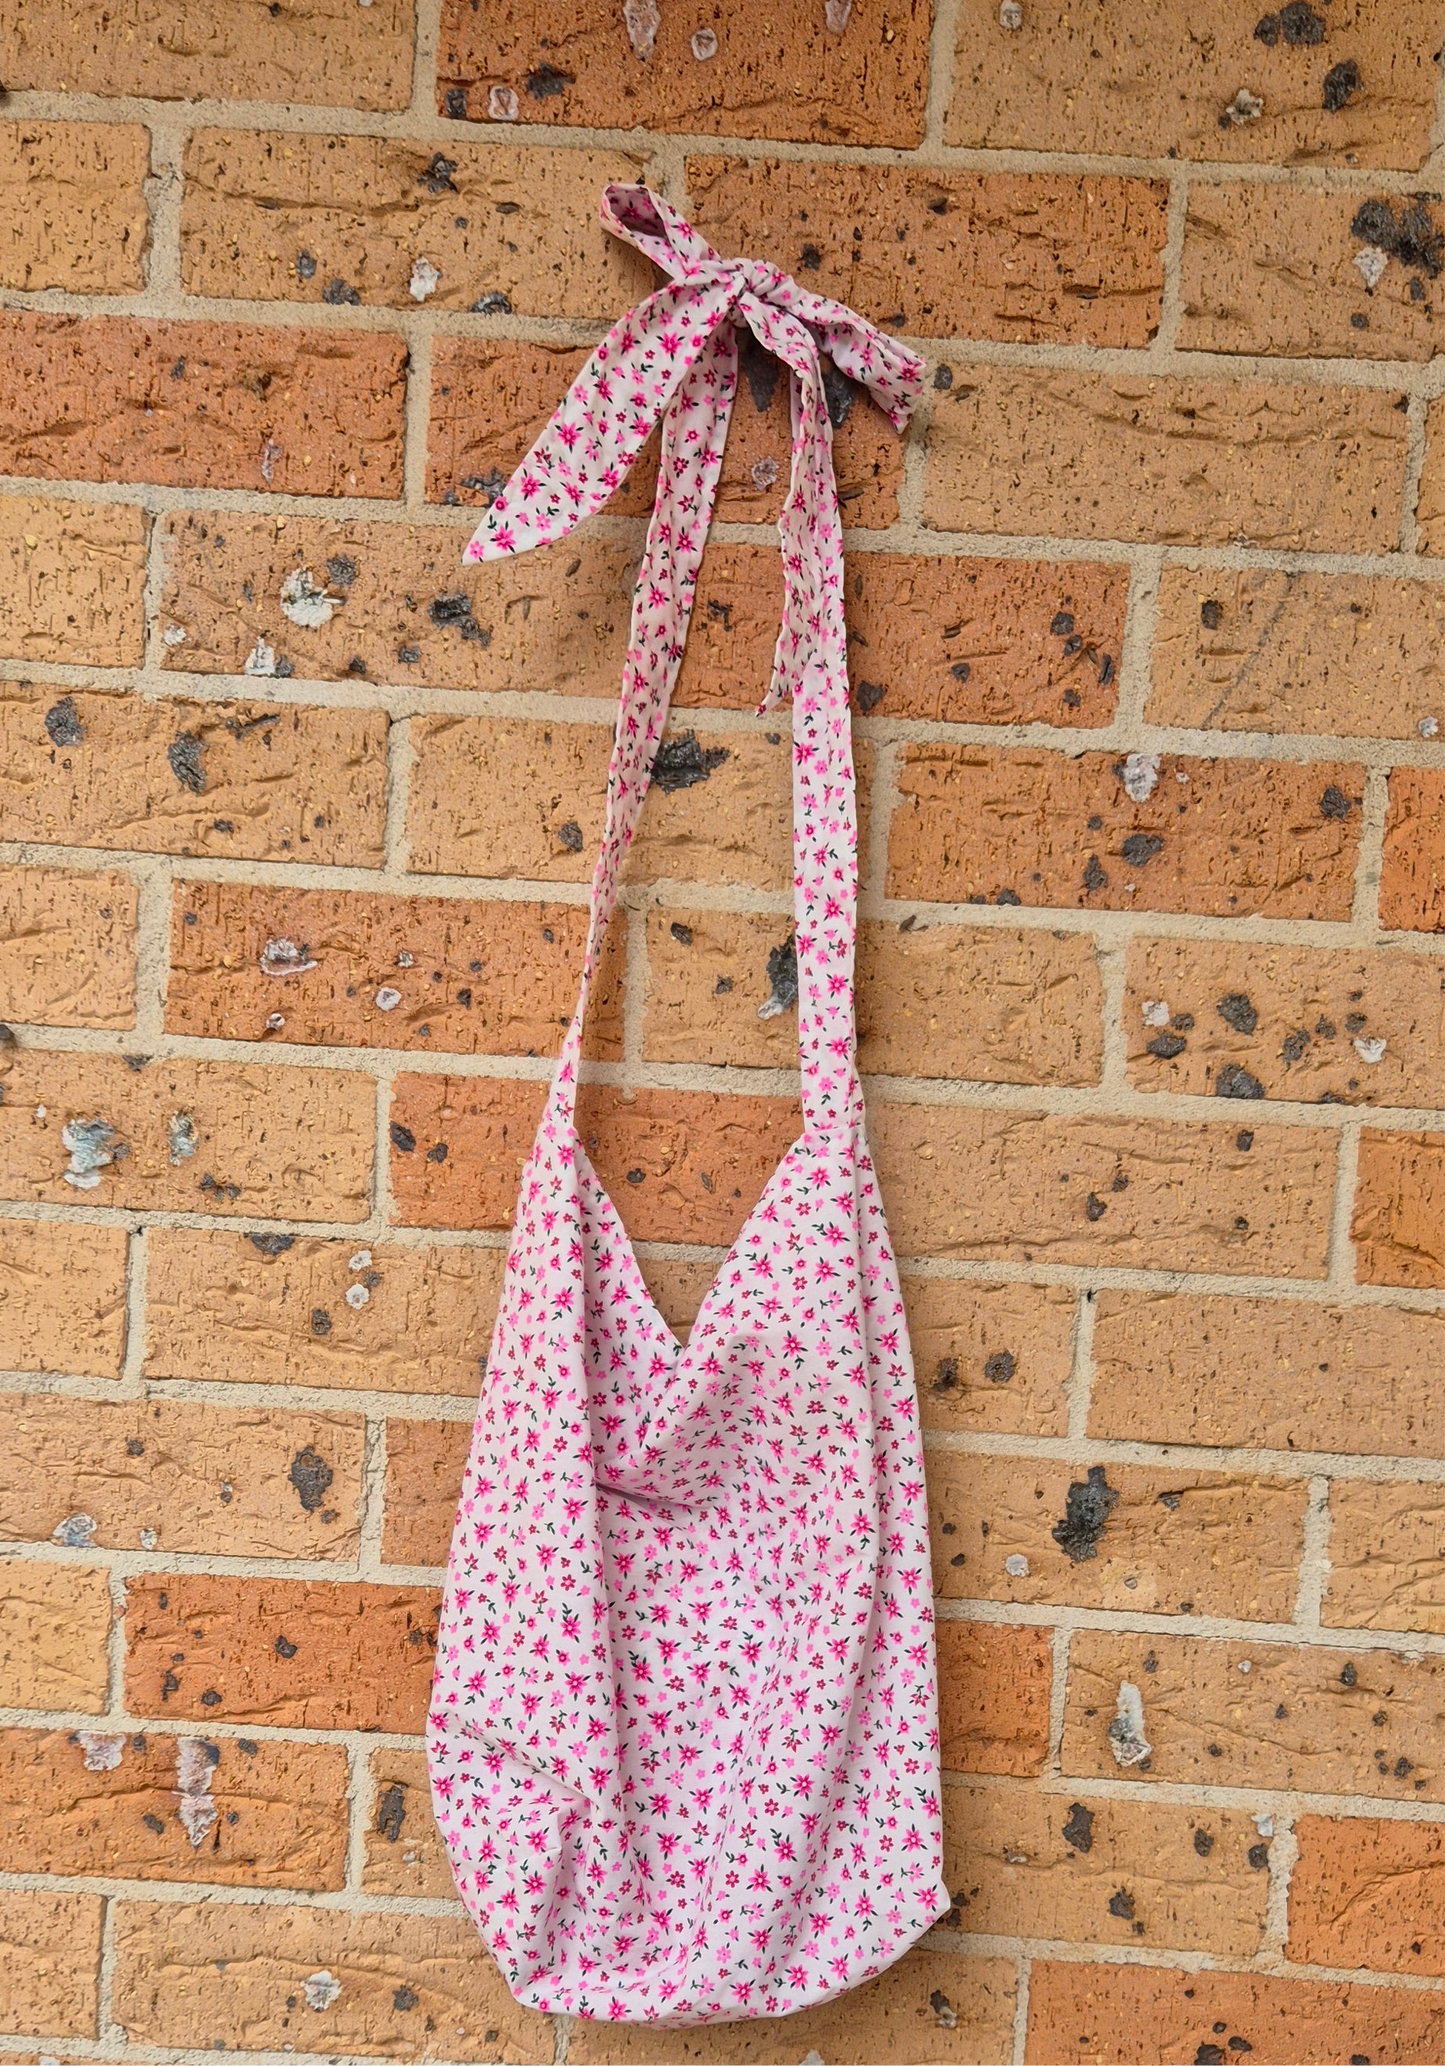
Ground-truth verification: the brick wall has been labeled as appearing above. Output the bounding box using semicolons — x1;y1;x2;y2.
1;3;1444;2062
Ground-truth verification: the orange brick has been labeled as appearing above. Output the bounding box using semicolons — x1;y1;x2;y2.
0;1396;363;1560
1063;1630;1445;1803
1090;1293;1445;1459
942;1785;1267;1957
1125;938;1445;1106
111;1901;548;2060
871;1106;1334;1277
0;1889;102;2038
687;156;1167;347
1179;182;1443;361
1151;565;1445;741
1410;401;1445;554
0;499;147;668
408;714;813;890
1380;768;1445;932
925;366;1408;552
182;133;654;313
928;1454;1304;1621
568;1950;1017;2065
0;1728;347;1890
0;0;415;107
0;1219;128;1379
905;1278;1074;1439
1290;1815;1445;1975
0;122;150;294
0;1051;373;1223
160;513;636;694
937;1620;1051;1777
0;314;407;497
363;1747;454;1898
390;1077;802;1244
1025;1958;1445;2065
1;1562;111;1714
888;746;1363;921
167;881;624;1059
947;0;1441;166
382;1416;467;1568
0;683;387;865
144;1231;501;1398
437;0;932;147
1325;1480;1445;1635
428;337;903;526
0;866;136;1029
123;1576;438;1733
1353;1128;1445;1287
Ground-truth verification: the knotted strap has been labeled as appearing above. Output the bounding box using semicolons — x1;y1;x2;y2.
465;184;923;1133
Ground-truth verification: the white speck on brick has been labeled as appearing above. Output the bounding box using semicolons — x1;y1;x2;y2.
54;1511;96;1546
751;456;779;490
61;1116;116;1190
349;1249;373;1270
265;1012;285;1031
244;636;278;677
623;0;660;58
410;256;441;303
1224;87;1264;125
375;986;402;1011
691;27;717;57
176;1737;218;1847
1239;1659;1252;1672
1107;1681;1151;1767
303;1970;342;2011
1354;244;1390;290
999;0;1023;25
1004;1552;1030;1577
77;1732;124;1771
1420;715;1440;738
140;1526;157;1549
162;623;187;646
825;0;853;24
259;438;283;485
280;566;341;630
397;950;415;968
488;84;519;119
168;1111;197;1165
1141;999;1170;1027
1254;1812;1274;1837
345;1283;370;1309
1122;751;1161;802
1354;1035;1387;1063
260;937;318;978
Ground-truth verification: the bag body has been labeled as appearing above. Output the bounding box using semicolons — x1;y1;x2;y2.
427;185;949;2025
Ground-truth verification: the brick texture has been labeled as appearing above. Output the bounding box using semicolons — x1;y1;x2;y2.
6;5;1445;2056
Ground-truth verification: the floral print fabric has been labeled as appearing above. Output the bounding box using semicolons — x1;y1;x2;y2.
427;184;947;2025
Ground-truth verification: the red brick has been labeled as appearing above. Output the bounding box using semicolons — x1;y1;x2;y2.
0;1219;128;1380
123;1576;439;1733
1290;1815;1445;1975
0;1728;347;1889
0;499;148;668
0;1889;102;2038
437;0;933;147
937;1620;1051;1777
383;1417;467;1569
1352;1129;1445;1288
688;156;1167;347
0;314;407;497
888;746;1364;921
1380;768;1445;932
1025;1959;1445;2064
0;122;150;294
167;881;624;1059
0;865;136;1029
0;683;387;866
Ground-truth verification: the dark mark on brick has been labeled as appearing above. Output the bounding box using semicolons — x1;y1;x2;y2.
376;1782;406;1841
652;731;729;792
167;732;207;794
1216;1063;1266;1100
44;696;84;747
390;1122;416;1153
289;1446;334;1513
1062;1803;1094;1852
1052;1464;1119;1562
1217;992;1259;1034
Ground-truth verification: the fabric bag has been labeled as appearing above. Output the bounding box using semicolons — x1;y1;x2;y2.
428;183;949;2025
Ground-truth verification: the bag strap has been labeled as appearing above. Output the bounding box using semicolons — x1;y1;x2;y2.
465;184;923;1134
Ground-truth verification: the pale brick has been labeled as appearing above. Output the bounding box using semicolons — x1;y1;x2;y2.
941;1785;1267;1957
1091;1293;1445;1459
0;0;415;108
0;1562;111;1714
1409;399;1445;554
167;882;624;1059
928;1454;1305;1621
1325;1480;1445;1635
1151;564;1445;741
144;1231;502;1398
111;1902;548;2059
1125;937;1445;1106
0;1396;363;1560
1179;182;1443;360
0;314;407;497
363;1747;455;1899
1025;1959;1445;2065
947;0;1441;166
569;1951;1017;2065
0;683;387;866
0;1728;347;1889
688;156;1167;347
870;1106;1334;1278
183;134;654;313
0;1219;128;1380
1289;1815;1445;1975
0;866;136;1030
925;366;1409;552
124;1576;438;1733
0;1889;102;2038
635;1257;717;1344
0;122;150;294
382;1417;466;1568
1381;768;1445;932
1063;1629;1445;1803
888;746;1363;921
1352;1128;1445;1287
905;1278;1074;1439
438;0;932;148
0;1052;373;1223
937;1621;1052;1777
0;499;147;668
